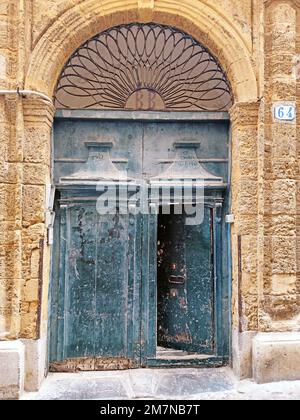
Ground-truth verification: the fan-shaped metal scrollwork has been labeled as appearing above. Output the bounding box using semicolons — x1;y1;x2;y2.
55;23;233;111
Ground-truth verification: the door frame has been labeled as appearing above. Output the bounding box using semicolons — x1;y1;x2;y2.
50;109;231;369
142;197;228;368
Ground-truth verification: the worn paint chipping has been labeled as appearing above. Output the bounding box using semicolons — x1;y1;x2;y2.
49;117;229;370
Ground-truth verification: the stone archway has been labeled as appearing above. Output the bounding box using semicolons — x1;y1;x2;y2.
25;0;258;103
18;0;259;392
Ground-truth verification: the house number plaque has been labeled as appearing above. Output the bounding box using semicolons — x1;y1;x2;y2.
273;103;296;122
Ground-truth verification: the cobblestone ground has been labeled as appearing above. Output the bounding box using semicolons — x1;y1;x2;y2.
21;368;300;400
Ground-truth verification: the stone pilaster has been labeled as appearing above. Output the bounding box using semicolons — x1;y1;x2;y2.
21;98;54;339
262;1;299;331
230;101;260;333
0;0;35;343
296;0;300;330
0;96;24;340
230;101;260;379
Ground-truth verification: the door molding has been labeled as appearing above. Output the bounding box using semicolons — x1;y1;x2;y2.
55;109;230;122
49;110;231;369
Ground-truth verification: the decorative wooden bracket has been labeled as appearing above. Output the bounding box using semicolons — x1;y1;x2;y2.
59;141;129;184
138;0;155;23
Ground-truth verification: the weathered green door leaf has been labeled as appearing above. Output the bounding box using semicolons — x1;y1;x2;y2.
50;113;230;369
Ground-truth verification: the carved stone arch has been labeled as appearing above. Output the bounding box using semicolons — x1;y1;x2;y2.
54;23;234;111
25;0;258;104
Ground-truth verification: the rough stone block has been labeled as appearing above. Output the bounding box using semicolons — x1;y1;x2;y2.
0;161;21;184
21;338;46;392
20;306;38;338
235;127;258;158
270;3;296;29
24;279;39;302
241;235;257;273
271;274;297;296
264;215;296;236
23;163;48;185
271;81;296;101
0;222;16;245
232;330;257;379
234;215;258;236
24;128;50;163
271;236;297;274
0;246;21;279
253;332;300;383
242;273;258;296
0;53;6;79
237;181;258;214
30;248;41;279
239;159;258;179
0;340;25;399
0;185;18;222
272;126;297;158
22;185;45;227
271;159;298;180
265;180;296;214
261;294;299;321
241;294;258;331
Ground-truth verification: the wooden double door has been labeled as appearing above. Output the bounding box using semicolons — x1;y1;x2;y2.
49;112;230;370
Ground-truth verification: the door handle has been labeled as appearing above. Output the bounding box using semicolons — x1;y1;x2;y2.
168;275;186;285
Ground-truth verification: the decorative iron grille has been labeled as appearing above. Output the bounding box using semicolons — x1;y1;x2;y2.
55;23;233;111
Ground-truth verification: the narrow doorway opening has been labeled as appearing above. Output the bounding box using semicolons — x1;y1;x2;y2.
156;205;215;359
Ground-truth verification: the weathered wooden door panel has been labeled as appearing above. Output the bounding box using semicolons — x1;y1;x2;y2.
65;205;97;358
184;207;214;353
53;119;144;184
140;212;157;361
50;113;230;369
157;206;214;353
93;213;129;357
50;202;140;368
142;121;229;180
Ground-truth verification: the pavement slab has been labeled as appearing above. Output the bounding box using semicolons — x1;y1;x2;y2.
21;367;300;400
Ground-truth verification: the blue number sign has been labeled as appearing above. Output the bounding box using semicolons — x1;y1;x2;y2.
274;104;296;122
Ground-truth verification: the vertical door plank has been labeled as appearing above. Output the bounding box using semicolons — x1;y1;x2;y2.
94;213;129;357
64;205;97;358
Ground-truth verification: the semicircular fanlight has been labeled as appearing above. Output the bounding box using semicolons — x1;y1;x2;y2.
54;23;233;111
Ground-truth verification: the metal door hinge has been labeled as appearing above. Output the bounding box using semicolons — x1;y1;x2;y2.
225;214;235;224
45;210;56;245
46;184;56;210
